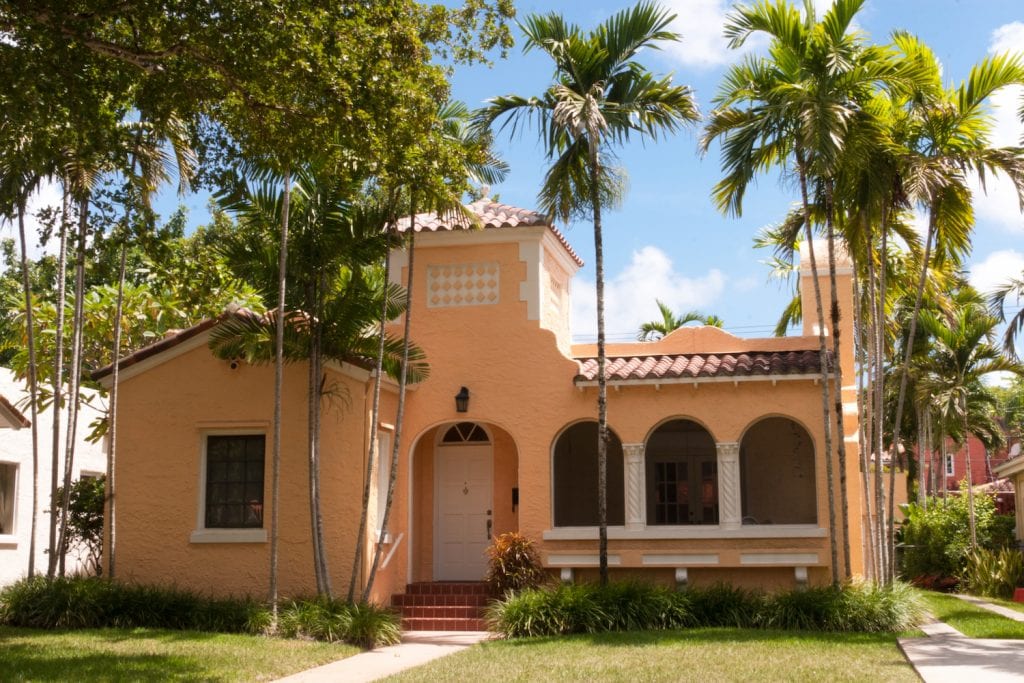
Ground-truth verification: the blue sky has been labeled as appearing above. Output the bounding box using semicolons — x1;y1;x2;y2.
447;0;1024;342
7;1;1024;344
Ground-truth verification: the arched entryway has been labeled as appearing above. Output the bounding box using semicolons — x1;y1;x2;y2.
433;422;494;580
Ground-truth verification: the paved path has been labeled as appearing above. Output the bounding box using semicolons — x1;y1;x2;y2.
953;594;1024;622
274;631;490;683
899;596;1024;682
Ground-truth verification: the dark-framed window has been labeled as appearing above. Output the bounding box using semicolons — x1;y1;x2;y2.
205;435;265;529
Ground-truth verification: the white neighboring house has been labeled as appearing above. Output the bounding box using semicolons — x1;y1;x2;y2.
0;367;107;585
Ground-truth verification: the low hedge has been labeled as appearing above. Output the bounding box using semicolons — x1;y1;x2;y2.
486;581;923;638
0;576;400;648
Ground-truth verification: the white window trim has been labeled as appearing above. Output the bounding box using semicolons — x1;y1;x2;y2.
374;428;393;543
0;459;18;544
191;429;268;544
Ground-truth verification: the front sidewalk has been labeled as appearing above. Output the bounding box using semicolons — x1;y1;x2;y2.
273;631;490;683
899;595;1024;682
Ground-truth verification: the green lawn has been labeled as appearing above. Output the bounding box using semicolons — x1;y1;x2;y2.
918;592;1024;639
386;629;918;683
0;626;358;682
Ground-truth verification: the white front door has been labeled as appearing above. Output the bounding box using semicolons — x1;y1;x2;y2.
435;444;493;580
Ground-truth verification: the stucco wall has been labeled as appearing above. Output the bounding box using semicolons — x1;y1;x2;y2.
111;342;376;599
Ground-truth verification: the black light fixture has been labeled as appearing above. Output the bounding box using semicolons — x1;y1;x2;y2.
455;386;470;413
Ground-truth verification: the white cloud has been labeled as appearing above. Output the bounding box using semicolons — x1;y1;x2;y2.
0;179;61;271
967;249;1024;296
661;0;762;69
571;246;727;340
990;22;1024;57
970;23;1024;234
660;0;835;69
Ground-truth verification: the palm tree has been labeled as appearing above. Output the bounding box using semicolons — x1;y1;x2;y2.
916;291;1022;548
105;115;196;579
705;0;895;583
213;158;425;598
475;1;698;584
991;274;1024;359
0;127;48;578
637;301;723;341
884;37;1024;573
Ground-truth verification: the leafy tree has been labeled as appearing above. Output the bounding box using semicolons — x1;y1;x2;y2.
54;476;105;577
475;1;698;585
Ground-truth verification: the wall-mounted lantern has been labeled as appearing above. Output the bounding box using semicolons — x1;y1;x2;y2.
455;386;470;413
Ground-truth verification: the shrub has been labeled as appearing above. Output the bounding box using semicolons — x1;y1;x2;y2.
277;598;400;648
686;583;762;628
486;580;922;638
900;490;1014;581
485;532;548;595
961;548;1024;600
0;576;264;632
0;577;399;647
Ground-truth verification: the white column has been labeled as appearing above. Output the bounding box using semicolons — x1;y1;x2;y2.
717;442;741;530
623;443;646;530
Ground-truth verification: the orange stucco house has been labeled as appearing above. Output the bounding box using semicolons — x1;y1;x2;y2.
97;199;866;614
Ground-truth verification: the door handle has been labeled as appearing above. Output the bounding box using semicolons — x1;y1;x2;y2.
486;510;492;540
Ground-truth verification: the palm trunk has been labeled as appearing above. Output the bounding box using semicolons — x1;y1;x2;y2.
823;187;851;580
874;225;889;584
964;398;977;549
364;195;416;602
921;405;929;507
270;164;290;620
17;201;41;578
890;216;934;483
853;266;875;581
588;139;610;587
106;245;127;577
796;157;838;586
57;194;89;576
47;191;69;579
348;247;392;602
309;276;331;598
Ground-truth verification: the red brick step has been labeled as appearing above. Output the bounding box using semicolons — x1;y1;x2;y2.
391;582;492;632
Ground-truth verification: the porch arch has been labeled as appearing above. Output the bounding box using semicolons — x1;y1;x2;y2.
551;421;625;527
739;416;817;524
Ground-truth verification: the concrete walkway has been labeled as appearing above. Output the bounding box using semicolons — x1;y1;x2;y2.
274;631;490;683
953;594;1024;622
899;597;1024;682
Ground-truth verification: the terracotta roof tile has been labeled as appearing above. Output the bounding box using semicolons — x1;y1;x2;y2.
574;350;827;384
395;199;583;266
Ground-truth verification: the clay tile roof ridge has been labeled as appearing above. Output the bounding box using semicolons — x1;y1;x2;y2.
572;349;829;382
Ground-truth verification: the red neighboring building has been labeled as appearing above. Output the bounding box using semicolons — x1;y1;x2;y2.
917;436;1019;514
